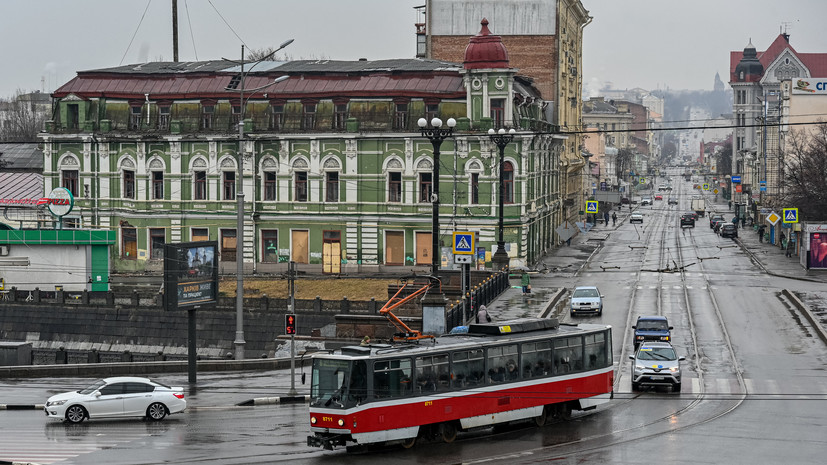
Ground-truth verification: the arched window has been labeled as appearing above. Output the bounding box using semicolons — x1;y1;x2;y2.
503;161;514;204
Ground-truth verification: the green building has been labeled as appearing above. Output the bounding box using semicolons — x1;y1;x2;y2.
41;21;565;275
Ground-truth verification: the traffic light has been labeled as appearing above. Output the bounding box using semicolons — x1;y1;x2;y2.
285;314;297;335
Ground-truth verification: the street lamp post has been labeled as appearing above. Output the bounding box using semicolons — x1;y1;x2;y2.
417;117;456;276
225;39;293;360
488;127;516;270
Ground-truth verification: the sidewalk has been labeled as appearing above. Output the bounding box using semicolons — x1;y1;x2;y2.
706;200;826;283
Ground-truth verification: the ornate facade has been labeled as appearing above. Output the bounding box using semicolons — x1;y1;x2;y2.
41;23;565;275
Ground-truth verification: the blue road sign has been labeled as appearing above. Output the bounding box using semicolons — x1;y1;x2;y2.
731;175;741;183
586;200;598;214
783;208;798;224
453;232;474;254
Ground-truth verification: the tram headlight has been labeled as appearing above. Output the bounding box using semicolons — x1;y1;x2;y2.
337;418;345;427
311;416;317;424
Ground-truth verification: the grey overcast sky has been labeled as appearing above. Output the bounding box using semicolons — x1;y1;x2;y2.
2;0;827;99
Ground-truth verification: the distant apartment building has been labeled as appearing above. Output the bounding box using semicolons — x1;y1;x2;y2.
729;33;827;211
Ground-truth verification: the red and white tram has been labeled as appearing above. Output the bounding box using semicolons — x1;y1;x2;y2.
307;318;613;449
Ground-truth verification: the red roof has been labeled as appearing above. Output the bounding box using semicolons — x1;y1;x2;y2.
729;34;827;82
464;18;510;70
53;61;466;101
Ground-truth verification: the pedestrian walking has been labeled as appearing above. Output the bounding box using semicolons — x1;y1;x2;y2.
780;232;786;250
611;212;617;226
603;210;610;225
786;235;794;257
521;271;531;296
758;225;765;243
476;304;492;323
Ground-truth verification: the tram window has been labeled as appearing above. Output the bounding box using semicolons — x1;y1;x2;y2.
347;360;368;405
372;358;412;399
452;349;485;388
521;341;551;378
310;359;349;407
487;344;518;383
415;354;450;393
584;333;607;369
553;337;584;374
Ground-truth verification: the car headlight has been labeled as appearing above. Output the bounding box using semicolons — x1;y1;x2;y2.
47;400;67;407
635;364;646;371
670;366;680;373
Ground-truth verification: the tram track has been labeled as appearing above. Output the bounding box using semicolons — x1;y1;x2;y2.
462;178;751;463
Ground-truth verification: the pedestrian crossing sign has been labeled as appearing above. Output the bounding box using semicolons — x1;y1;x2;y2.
703;183;709;190
452;232;474;254
782;208;798;224
586;200;598;214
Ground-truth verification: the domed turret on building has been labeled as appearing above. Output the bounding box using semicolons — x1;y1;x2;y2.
734;40;764;82
463;18;509;69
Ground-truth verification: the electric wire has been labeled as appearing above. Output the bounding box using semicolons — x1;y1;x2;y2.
119;0;154;66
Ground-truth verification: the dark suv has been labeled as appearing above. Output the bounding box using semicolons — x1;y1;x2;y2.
680;214;695;228
633;315;673;348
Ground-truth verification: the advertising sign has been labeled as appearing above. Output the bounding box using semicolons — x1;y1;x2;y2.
792;79;827;94
809;232;827;269
163;241;219;310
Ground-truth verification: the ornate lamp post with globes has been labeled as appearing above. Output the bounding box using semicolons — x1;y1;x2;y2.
488;127;516;270
417;116;456;276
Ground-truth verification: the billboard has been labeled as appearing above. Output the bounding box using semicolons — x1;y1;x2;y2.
163;241;218;310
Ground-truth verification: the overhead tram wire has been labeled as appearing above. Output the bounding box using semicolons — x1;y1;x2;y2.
119;0;154;66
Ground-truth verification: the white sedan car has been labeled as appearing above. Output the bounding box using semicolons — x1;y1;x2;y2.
45;376;186;423
630;212;644;224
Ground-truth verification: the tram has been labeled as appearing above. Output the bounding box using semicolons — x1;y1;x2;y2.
306;318;613;450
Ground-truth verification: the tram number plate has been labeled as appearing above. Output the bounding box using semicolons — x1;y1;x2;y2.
649;376;664;381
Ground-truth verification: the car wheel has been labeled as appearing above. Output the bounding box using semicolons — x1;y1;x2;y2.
146;402;167;421
631;382;640;392
65;405;87;423
673;382;681;392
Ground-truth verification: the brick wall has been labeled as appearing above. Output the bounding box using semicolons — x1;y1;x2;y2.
430;35;558;100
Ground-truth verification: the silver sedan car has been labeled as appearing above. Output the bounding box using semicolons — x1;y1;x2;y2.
45;376;186;423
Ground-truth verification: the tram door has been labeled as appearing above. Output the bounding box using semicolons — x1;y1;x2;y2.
323;230;341;274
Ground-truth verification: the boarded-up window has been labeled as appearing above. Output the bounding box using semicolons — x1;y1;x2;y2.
385;231;404;265
192;228;209;242
122;226;137;260
415;232;432;265
221;229;237;262
291;230;309;264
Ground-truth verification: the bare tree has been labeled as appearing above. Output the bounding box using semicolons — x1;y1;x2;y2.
0;90;49;142
716;142;732;177
615;148;634;181
782;123;827;220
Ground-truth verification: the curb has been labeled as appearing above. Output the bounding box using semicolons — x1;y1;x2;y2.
0;404;43;410
537;288;566;319
237;394;310;406
781;289;827;346
734;238;822;283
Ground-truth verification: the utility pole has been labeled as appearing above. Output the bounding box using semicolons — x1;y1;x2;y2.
172;0;178;62
287;261;297;396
